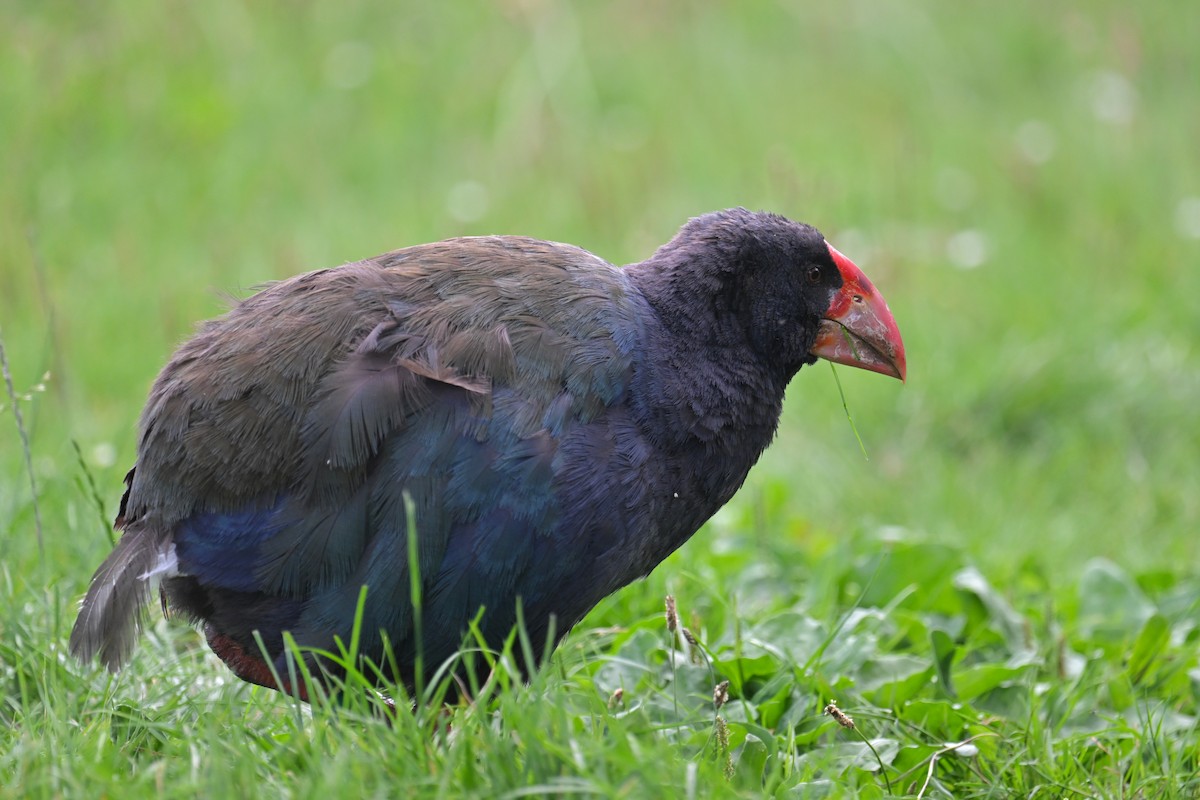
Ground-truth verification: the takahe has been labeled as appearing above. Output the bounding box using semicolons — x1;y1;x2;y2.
70;208;906;700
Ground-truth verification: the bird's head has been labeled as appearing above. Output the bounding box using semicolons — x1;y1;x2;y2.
669;209;906;382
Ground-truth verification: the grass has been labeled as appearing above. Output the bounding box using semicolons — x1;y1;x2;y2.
3;1;1200;797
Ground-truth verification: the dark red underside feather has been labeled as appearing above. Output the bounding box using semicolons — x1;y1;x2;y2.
205;629;309;702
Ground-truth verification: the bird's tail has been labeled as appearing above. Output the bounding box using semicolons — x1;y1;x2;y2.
69;524;175;671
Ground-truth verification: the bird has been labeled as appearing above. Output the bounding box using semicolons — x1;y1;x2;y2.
70;208;906;702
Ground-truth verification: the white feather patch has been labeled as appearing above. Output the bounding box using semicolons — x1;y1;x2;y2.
138;542;180;582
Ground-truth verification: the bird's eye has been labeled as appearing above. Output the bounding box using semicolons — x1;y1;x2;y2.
806;266;822;285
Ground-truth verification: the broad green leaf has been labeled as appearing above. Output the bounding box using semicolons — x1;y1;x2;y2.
953;566;1028;646
973;683;1032;720
732;732;769;784
793;738;901;773
847;541;965;613
896;699;974;739
889;742;942;775
1127;612;1169;685
1078;558;1157;643
777;780;837;799
953;662;1035;702
752;681;795;730
930;628;957;698
714;652;783;688
857;654;933;707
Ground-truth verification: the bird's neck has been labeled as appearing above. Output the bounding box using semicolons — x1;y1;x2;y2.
624;254;792;504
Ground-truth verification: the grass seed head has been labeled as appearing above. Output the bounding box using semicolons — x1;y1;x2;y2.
824;701;855;730
665;595;679;633
715;715;733;779
713;680;730;709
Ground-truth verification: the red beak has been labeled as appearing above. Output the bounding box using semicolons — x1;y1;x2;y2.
809;243;907;381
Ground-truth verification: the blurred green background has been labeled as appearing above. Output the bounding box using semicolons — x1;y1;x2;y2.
3;0;1198;587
